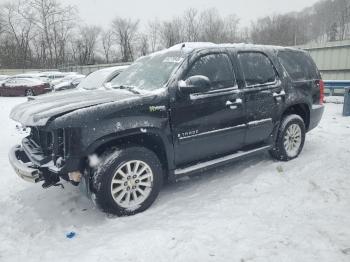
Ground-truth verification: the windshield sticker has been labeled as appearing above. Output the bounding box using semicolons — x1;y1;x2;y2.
163;57;183;63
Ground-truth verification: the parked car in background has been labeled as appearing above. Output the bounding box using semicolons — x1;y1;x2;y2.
77;66;129;90
53;74;86;92
0;75;9;85
0;75;9;81
37;71;65;82
10;73;50;83
51;73;82;86
0;78;51;96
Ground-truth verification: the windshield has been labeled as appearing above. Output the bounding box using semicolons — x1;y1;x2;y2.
111;51;186;91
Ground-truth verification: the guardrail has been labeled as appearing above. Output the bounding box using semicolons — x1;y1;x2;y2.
324;80;350;96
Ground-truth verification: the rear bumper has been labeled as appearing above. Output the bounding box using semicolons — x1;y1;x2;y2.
308;104;325;131
9;145;42;183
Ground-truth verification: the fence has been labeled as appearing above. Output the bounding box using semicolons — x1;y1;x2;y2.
324;80;350;96
0;62;131;76
58;62;131;75
0;68;59;76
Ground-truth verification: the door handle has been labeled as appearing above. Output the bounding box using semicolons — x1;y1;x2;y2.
226;98;243;109
273;90;286;98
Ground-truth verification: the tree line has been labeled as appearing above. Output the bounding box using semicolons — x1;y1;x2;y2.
0;0;349;69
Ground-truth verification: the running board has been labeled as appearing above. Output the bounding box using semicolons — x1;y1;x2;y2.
174;145;272;177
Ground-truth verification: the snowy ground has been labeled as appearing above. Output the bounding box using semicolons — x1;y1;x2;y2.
0;97;350;262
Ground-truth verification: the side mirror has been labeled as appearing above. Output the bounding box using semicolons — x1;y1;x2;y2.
178;75;211;94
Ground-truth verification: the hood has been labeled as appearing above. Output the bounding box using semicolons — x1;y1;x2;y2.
10;89;139;126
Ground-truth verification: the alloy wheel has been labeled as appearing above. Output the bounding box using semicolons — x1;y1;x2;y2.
110;160;154;209
283;123;302;158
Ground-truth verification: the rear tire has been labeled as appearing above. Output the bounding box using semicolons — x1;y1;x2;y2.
25;89;35;96
269;114;306;161
91;147;163;216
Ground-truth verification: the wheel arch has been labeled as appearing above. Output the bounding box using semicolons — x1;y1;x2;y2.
282;103;310;131
86;130;173;178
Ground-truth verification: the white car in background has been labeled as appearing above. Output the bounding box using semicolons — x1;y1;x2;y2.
0;75;9;85
0;75;9;81
77;66;129;90
37;71;65;82
51;73;83;86
53;74;86;92
10;73;50;83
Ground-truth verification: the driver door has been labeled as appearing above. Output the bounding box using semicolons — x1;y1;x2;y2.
170;50;247;166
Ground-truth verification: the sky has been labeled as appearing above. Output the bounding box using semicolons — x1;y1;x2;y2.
58;0;320;28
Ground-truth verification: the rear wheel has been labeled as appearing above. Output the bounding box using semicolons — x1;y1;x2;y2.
91;147;163;216
269;114;306;161
25;89;35;96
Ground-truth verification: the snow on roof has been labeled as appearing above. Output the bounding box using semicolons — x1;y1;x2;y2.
153;42;302;55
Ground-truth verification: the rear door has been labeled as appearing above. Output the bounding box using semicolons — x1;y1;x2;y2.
237;51;284;145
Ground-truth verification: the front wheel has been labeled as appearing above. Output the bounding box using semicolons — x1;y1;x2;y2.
269;114;306;161
91;147;163;216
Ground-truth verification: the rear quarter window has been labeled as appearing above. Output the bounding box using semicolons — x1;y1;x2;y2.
278;51;320;81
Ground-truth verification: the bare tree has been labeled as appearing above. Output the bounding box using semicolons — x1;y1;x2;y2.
160;17;184;48
27;0;76;67
147;18;160;52
183;8;200;42
72;25;100;65
1;0;350;69
138;33;149;56
224;14;240;43
199;8;225;43
2;1;35;68
101;29;114;63
112;17;139;62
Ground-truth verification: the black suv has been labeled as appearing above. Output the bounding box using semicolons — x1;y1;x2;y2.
9;43;324;216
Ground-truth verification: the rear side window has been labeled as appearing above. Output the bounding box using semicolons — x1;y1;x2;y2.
186;53;235;90
278;51;319;81
238;52;277;87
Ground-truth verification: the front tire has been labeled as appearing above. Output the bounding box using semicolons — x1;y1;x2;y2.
269;114;306;161
92;147;163;216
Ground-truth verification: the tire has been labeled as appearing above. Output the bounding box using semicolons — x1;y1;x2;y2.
269;114;306;161
25;89;35;96
91;147;163;216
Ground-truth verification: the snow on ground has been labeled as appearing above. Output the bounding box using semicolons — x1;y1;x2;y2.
0;97;350;262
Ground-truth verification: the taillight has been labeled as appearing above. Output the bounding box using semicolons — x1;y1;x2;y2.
318;80;324;105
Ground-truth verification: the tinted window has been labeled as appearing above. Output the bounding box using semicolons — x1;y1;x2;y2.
186;53;235;89
278;51;319;81
238;52;277;87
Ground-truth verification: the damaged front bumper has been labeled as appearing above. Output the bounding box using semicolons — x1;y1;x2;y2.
9;144;89;194
9;145;43;183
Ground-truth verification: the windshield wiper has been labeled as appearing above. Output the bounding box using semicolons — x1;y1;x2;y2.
113;85;140;94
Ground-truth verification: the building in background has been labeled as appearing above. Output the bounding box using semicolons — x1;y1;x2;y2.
299;40;350;80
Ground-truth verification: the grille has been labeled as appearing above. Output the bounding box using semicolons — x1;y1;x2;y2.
29;127;53;154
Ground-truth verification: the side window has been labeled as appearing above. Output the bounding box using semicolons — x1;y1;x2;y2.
238;52;277;87
186;53;235;90
278;51;319;81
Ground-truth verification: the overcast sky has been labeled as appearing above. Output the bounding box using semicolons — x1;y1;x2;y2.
57;0;319;28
